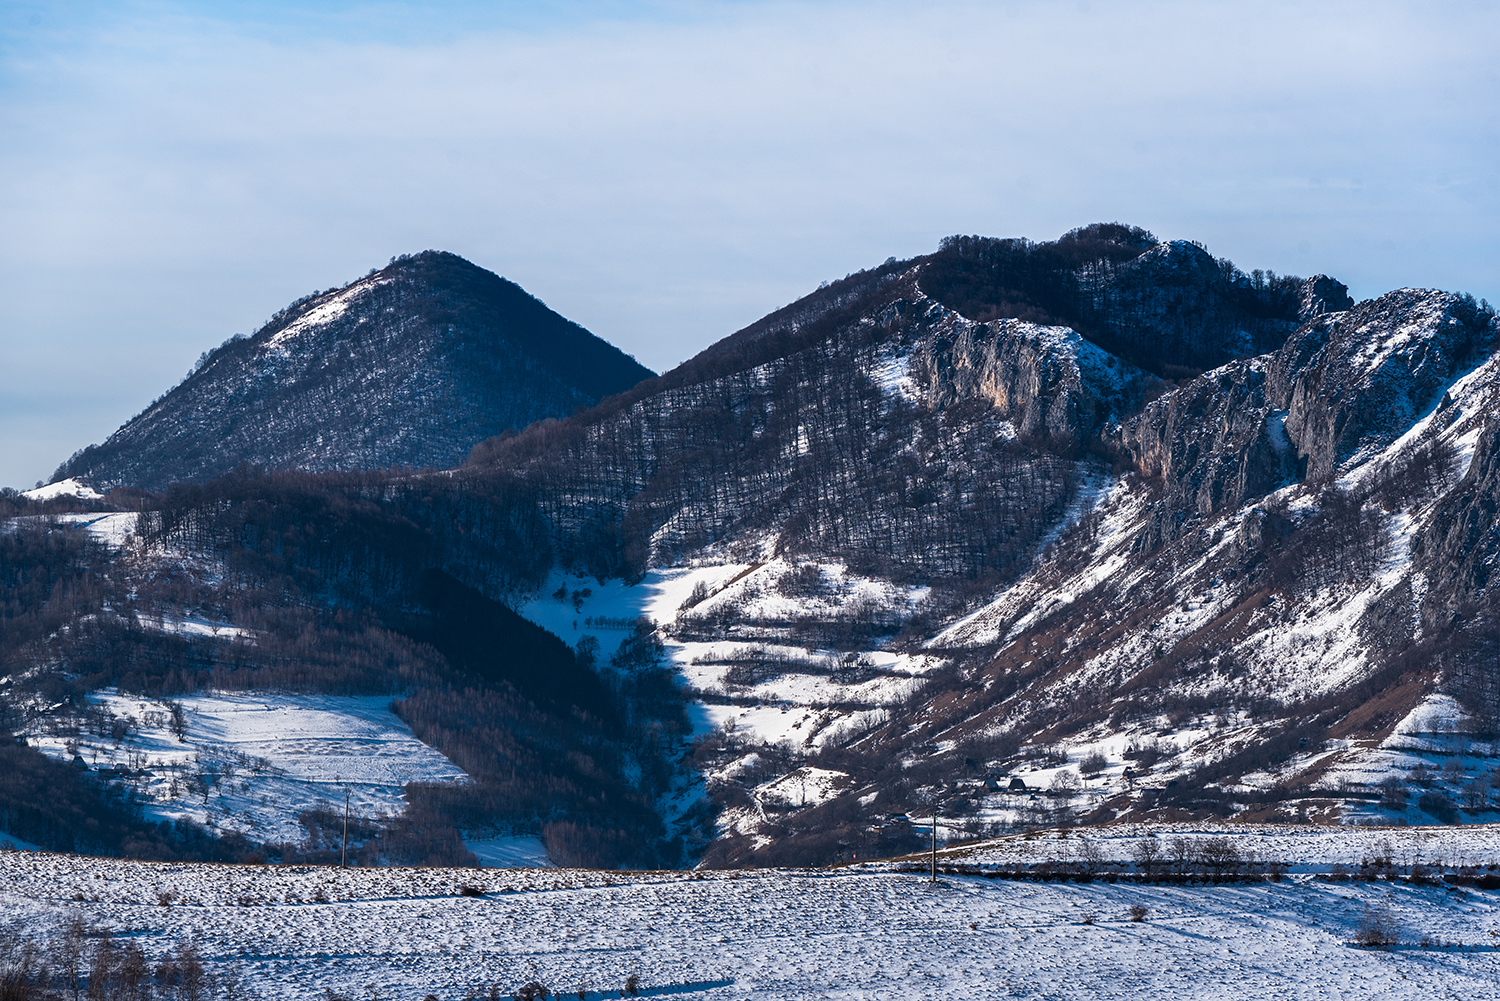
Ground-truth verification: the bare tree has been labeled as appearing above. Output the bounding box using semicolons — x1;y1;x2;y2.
1049;769;1080;803
1197;836;1241;876
1132;836;1161;875
1168;836;1193;874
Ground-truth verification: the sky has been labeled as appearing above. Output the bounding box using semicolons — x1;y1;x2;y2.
2;1;1497;490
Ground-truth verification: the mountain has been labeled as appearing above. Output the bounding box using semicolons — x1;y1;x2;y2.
456;226;1500;864
7;224;1500;872
55;251;654;491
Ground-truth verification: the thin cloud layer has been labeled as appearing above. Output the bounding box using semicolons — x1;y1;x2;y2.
1;0;1496;488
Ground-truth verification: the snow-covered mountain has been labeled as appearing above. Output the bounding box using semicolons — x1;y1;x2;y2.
53;251;654;491
7;223;1500;871
457;228;1499;864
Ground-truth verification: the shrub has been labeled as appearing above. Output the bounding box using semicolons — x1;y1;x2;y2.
1355;904;1397;948
1418;790;1459;823
1123;739;1173;769
1022;744;1069;767
1378;777;1408;810
459;884;486;897
1128;904;1149;922
1078;751;1107;775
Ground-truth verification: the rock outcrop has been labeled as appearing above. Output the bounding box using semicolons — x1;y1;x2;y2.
1285;289;1496;481
1417;404;1500;617
1297;274;1355;321
1118;358;1296;517
909;312;1143;447
1120;283;1497;522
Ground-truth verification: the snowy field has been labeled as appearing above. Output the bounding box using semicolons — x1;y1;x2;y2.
3;846;1500;1000
21;690;469;845
462;835;553;869
895;822;1500;874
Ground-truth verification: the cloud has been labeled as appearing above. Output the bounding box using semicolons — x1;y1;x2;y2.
1;0;1496;487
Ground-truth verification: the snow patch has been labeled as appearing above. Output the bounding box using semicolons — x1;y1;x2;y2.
463;834;553;869
869;351;919;402
21;478;103;501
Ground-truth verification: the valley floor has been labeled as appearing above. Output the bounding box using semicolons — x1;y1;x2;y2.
4;836;1500;1000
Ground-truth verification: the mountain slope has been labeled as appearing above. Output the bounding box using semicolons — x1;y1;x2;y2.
456;239;1500;864
57;251;654;491
463;225;1324;585
654;282;1500;863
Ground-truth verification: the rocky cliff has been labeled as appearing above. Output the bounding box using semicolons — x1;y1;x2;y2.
908;314;1143;446
1118;280;1496;526
1285;288;1495;481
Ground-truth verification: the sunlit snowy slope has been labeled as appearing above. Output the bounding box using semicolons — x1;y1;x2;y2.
21;690;468;845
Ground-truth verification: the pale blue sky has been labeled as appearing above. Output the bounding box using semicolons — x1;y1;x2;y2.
2;0;1496;489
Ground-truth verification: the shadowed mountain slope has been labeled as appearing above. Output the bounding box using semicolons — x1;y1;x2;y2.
57;251;654;491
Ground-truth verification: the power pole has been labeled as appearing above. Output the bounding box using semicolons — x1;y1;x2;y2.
930;809;938;883
341;787;350;869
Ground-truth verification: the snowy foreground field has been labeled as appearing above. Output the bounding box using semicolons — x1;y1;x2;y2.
6;828;1500;1000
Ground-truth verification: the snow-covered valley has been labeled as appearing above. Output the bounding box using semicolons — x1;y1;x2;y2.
4;832;1500;1000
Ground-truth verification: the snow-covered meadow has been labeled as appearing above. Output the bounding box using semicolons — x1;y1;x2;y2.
21;690;469;846
4;837;1500;1000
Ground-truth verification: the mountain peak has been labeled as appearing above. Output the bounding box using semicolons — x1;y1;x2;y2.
58;252;653;491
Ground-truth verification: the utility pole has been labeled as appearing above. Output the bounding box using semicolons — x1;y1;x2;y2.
341;787;350;869
930;809;938;883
